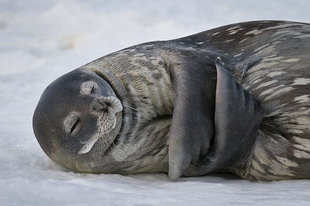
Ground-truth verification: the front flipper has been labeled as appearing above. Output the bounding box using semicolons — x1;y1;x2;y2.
168;57;217;179
168;57;263;179
196;58;264;173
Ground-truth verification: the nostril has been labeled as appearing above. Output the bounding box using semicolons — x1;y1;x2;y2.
92;96;123;114
97;96;107;105
91;101;108;113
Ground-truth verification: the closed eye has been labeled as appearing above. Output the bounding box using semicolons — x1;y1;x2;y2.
70;118;80;134
64;112;82;136
90;85;95;93
80;81;100;95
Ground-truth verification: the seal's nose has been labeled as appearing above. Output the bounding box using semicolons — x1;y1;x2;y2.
91;98;108;113
91;96;123;114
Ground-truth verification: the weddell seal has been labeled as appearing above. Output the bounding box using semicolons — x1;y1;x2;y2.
33;21;310;181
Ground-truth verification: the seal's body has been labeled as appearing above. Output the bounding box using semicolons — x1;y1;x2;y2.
33;21;310;181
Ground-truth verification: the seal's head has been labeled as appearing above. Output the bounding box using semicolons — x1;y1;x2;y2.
33;69;123;172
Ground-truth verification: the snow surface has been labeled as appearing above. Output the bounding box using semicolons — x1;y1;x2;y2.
1;0;310;205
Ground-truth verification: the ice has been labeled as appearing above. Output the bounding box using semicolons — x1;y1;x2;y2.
1;0;310;205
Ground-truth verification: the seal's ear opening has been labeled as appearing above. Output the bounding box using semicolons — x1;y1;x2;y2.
198;58;264;172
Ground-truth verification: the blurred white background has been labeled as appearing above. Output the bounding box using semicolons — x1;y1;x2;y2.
1;0;310;205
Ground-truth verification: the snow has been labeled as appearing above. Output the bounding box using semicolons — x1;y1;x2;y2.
1;0;310;205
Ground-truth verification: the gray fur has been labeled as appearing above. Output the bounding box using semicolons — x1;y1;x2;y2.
33;21;310;180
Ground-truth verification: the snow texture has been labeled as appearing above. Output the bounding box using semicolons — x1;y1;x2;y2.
1;0;310;205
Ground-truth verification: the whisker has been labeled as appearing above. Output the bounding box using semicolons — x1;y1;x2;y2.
107;133;121;152
123;104;139;112
122;103;151;119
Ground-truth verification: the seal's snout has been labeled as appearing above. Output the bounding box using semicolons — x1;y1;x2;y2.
78;96;123;155
92;96;123;115
91;98;108;113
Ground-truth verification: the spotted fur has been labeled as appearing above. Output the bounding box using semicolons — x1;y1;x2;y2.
79;21;310;180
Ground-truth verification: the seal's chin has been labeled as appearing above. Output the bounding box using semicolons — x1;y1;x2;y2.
78;111;122;154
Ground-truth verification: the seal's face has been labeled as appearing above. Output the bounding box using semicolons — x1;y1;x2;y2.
33;69;123;172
